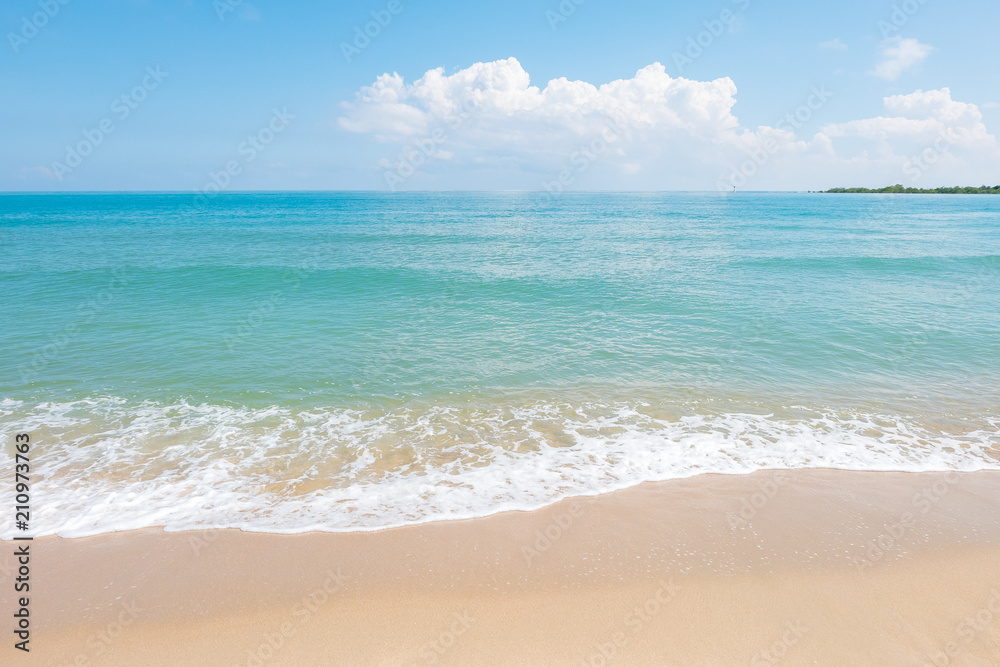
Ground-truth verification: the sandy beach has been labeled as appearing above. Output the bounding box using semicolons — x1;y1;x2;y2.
3;468;999;666
6;0;1000;660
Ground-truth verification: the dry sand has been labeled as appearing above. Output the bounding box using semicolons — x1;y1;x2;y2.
4;469;1000;665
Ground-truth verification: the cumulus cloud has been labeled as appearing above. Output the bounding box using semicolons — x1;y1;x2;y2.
816;88;999;184
822;88;992;146
870;37;933;81
339;58;999;190
339;57;743;143
339;58;757;187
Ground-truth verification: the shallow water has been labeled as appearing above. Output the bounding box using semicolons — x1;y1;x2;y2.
1;192;998;536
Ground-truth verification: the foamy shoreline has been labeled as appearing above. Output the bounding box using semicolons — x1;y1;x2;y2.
5;394;999;539
4;468;1000;665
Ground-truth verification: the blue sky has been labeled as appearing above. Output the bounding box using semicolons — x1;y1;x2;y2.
2;0;998;191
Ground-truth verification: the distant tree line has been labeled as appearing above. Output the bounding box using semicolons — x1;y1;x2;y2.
820;184;1000;194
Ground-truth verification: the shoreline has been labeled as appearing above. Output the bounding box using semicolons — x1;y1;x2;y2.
11;462;1000;540
5;468;1000;665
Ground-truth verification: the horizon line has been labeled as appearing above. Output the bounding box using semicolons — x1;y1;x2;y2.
2;188;995;195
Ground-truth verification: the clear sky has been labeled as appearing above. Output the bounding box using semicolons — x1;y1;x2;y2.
2;0;998;191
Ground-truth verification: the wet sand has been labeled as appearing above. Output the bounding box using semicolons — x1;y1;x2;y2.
4;469;1000;665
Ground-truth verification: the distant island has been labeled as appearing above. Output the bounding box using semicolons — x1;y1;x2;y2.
819;184;1000;194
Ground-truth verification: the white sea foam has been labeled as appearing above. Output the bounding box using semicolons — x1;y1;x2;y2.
1;397;998;538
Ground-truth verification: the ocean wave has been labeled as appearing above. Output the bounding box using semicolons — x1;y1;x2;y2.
1;396;998;538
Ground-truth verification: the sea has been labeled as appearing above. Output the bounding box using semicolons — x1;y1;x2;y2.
1;191;998;538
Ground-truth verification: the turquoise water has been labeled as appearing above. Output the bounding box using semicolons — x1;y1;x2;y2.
1;192;998;536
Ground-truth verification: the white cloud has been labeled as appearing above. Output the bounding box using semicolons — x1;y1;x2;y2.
815;88;999;184
339;58;755;188
338;59;999;190
819;38;848;51
339;57;742;144
822;88;991;145
870;37;933;81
